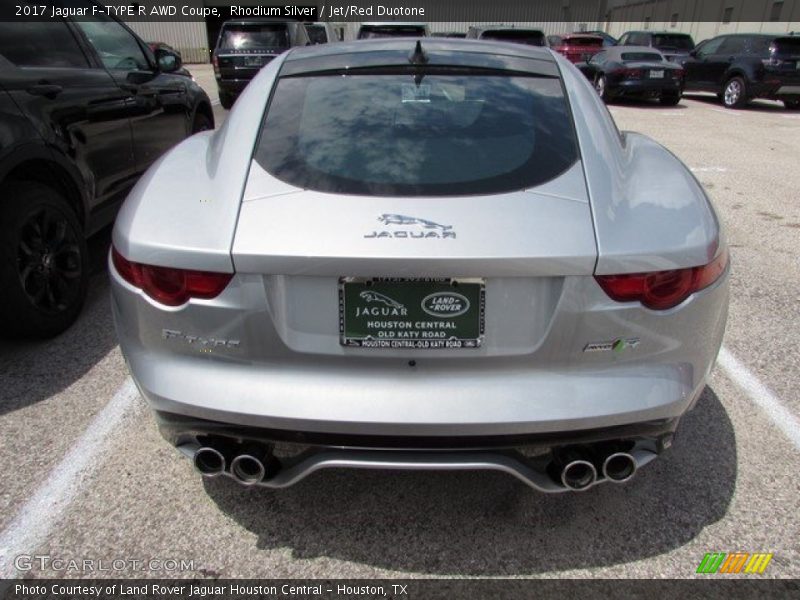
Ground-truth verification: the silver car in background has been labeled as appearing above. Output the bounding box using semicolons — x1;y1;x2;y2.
111;39;729;493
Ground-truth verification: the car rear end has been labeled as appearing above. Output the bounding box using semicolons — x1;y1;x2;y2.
757;36;800;105
609;51;684;98
112;41;727;492
554;34;604;63
213;21;291;98
357;23;428;39
478;29;547;47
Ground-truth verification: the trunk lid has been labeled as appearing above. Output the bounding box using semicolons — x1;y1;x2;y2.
232;160;596;277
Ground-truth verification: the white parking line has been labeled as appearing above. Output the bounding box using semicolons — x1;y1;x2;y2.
691;167;729;173
210;99;220;106
717;347;800;451
0;378;140;578
710;108;740;116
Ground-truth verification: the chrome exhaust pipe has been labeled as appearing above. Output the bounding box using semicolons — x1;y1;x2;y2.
230;454;267;486
561;459;597;491
193;447;226;478
602;452;637;483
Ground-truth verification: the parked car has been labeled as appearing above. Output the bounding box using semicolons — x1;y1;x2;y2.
466;26;547;46
580;30;618;47
111;39;728;493
548;33;604;63
303;22;338;44
577;46;684;105
356;23;429;39
213;20;310;109
681;33;800;109
146;42;193;78
0;13;213;338
618;31;695;62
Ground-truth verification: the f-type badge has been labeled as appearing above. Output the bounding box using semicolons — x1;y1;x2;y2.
364;214;456;239
584;338;640;353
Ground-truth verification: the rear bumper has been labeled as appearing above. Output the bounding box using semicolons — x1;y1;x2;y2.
750;76;800;100
216;78;251;95
125;345;705;438
611;79;682;96
155;407;682;450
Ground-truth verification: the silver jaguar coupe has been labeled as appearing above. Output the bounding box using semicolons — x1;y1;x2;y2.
111;39;729;493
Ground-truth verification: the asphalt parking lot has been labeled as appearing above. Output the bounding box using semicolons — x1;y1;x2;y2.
0;63;799;580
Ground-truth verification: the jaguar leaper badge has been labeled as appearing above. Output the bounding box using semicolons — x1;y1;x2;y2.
364;214;456;239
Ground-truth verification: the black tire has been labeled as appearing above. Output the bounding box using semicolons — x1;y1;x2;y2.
660;91;681;106
783;99;800;111
722;76;748;109
218;91;234;110
0;182;88;339
191;110;213;133
595;75;611;102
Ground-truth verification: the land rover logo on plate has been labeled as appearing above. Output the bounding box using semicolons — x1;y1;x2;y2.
421;291;470;318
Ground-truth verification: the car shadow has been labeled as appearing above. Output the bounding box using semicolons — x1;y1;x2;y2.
683;93;788;113
204;386;735;575
608;97;688;109
0;226;118;416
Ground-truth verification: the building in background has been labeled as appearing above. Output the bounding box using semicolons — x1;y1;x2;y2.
604;0;799;41
124;0;800;63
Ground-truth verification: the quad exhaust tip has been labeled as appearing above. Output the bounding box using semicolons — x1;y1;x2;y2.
193;447;225;477
561;459;597;491
602;452;637;483
230;454;267;486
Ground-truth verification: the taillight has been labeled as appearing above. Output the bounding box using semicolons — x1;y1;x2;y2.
625;68;642;79
212;55;220;75
112;247;232;307
594;249;728;310
672;68;684;79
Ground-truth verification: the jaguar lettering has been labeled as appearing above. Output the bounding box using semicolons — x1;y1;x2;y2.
365;214;456;239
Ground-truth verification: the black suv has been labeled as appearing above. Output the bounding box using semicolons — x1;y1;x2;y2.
682;34;800;109
0;10;214;338
618;31;695;62
213;20;310;109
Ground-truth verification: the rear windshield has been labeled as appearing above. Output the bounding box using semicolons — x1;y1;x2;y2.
652;34;694;50
621;52;663;62
480;30;546;46
255;72;578;196
563;37;603;47
218;24;289;50
358;26;426;39
773;37;800;56
305;25;327;44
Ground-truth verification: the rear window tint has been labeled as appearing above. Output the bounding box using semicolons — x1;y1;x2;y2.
480;30;546;46
652;34;694;50
255;72;578;196
774;37;800;56
564;37;603;47
218;24;288;50
358;26;426;39
621;52;663;62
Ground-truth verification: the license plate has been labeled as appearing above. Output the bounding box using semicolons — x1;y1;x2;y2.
649;70;664;79
339;278;485;349
244;56;263;67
